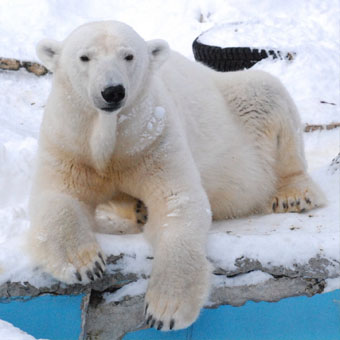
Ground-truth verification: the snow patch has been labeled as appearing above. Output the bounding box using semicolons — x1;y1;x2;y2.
0;319;48;340
324;277;340;294
104;279;148;303
212;270;273;288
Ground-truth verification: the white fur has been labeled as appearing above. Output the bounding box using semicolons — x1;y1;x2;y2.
28;21;326;331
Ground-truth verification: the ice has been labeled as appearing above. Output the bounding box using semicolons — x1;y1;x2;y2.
324;277;340;293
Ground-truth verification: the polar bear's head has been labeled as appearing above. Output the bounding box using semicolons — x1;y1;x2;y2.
36;21;169;113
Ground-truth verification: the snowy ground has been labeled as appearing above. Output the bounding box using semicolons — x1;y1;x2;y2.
0;0;339;339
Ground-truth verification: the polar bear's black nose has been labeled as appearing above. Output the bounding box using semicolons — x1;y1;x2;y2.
101;85;125;104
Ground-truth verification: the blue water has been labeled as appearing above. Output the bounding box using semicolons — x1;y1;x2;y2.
124;290;340;340
0;290;339;340
0;294;83;340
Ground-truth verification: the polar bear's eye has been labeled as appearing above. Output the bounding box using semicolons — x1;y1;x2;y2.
125;54;134;61
80;55;90;62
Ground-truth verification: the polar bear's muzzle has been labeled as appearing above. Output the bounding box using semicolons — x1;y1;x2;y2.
100;84;126;112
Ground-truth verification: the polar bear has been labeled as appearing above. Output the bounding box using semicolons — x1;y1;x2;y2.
28;21;325;331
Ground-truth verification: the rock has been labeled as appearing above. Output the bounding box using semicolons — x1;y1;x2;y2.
208;276;326;308
84;294;146;340
330;153;340;173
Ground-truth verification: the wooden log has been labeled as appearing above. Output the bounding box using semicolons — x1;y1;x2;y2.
0;57;20;71
0;57;49;76
21;61;49;76
304;122;340;132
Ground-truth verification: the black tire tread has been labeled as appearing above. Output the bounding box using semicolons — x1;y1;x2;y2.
192;37;294;72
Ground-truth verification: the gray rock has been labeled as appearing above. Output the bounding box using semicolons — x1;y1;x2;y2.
208;276;326;308
84;294;146;340
214;254;340;279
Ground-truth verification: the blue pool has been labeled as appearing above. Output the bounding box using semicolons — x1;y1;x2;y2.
0;290;339;340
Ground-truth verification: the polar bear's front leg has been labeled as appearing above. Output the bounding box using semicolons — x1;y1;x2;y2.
28;191;106;284
137;166;212;331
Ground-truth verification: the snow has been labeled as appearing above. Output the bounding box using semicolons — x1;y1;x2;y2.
104;279;149;303
324;277;340;293
0;0;339;333
0;319;47;340
97;233;153;277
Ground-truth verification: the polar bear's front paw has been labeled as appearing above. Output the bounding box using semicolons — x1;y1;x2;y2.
144;258;211;331
32;237;107;284
144;288;202;331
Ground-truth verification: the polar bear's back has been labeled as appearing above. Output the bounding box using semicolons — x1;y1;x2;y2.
159;51;217;98
158;51;240;159
157;52;275;218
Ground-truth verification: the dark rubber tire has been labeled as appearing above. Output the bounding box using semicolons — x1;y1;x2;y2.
192;37;294;72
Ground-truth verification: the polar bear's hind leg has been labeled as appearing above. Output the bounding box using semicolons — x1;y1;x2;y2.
221;70;326;214
261;75;327;213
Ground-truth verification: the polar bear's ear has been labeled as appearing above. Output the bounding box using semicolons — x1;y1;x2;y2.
36;39;62;72
147;39;170;69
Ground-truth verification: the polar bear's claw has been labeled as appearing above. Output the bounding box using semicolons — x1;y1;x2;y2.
86;270;95;281
95;260;105;274
149;318;156;328
170;319;175;330
75;271;82;282
98;252;106;266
